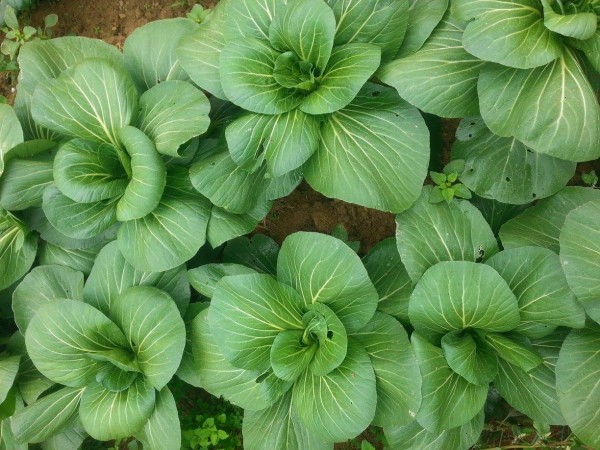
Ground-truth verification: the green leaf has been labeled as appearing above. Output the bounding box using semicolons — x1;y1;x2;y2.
292;339;376;442
42;185;118;240
305;83;429;212
209;273;304;372
299;43;381;115
190;151;269;214
10;387;83;444
25;299;130;387
486;246;586;334
494;330;567;425
571;30;600;72
124;18;197;90
12;265;84;333
556;325;600;448
3;5;18;29
38;242;103;276
0;104;24;177
40;418;88;450
270;330;317;382
220;38;304;115
499;186;600;253
0;152;55;210
326;0;409;61
362;238;412;324
441;330;497;386
53;139;128;204
116;126;166;222
135;387;181;450
79;378;155;441
485;333;543;372
32;58;138;146
453;119;575;204
137;81;210;157
277;232;378;333
117;166;211;272
462;0;561;69
222;0;281;42
206;200;271;248
109;286;186;389
0;356;20;405
15;355;55;405
188;263;257;298
354;312;421;428
396;187;499;283
0;209;37;291
223;234;280;275
410;262;520;342
430;171;447;185
541;0;597;40
478;49;600;162
268;0;335;70
396;0;449;57
379;16;484;118
191;309;292;410
560;199;600;323
412;333;487;432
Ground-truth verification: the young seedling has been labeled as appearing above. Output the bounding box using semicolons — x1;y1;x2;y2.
581;170;598;188
1;6;57;61
428;159;472;203
186;4;213;24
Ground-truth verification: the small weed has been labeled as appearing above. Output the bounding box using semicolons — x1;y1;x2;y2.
428;159;472;203
581;170;598;188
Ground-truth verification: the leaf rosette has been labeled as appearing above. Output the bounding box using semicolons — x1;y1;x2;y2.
189;232;421;448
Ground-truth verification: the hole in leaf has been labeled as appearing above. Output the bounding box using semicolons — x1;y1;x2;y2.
470;122;475;126
532;192;537;198
371;91;380;97
327;330;334;340
505;177;510;182
469;168;474;172
255;372;269;384
468;134;472;138
475;246;485;263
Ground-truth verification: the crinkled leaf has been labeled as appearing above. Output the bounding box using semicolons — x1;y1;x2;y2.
305;83;429;212
13;265;84;333
270;330;317;382
396;187;499;283
410;262;520;342
277;232;378;333
137;81;210;157
441;330;497;386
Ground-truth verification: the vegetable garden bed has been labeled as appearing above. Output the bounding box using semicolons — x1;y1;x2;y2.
1;1;600;449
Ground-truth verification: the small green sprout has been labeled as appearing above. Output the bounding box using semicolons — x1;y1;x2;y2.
581;169;598;188
429;159;472;204
186;4;213;24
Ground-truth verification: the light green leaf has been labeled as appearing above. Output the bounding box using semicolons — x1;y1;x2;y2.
0;104;24;178
188;263;257;298
110;286;186;389
410;262;520;342
453;119;575;204
412;333;487;432
385;410;484;450
478;49;600;162
32;58;138;146
223;234;280;275
462;0;561;69
396;0;449;57
396;187;499;283
0;152;55;210
38;242;102;276
571;30;600;72
485;333;543;372
556;325;600;448
499;187;600;253
43;185;118;240
560;199;600;323
84;241;190;316
79;378;155;441
135;387;180;450
220;38;304;115
40;417;87;450
53;139;128;204
270;330;317;382
191;308;292;410
117;166;211;272
137;81;210;157
12;265;84;333
299;43;380;115
124;18;198;90
10;387;83;444
326;0;409;61
190;151;269;214
292;339;376;442
441;330;497;386
277;232;378;333
486;247;586;334
0;357;20;405
379;16;484;118
353;312;421;428
362;237;412;324
494;330;567;425
0;209;37;291
209;273;304;372
268;0;335;70
305;83;429;212
541;0;597;40
25;299;130;387
222;0;281;41
206;200;272;248
15;355;55;405
116;126;166;222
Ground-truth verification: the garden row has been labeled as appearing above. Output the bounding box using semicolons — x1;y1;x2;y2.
1;0;600;449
